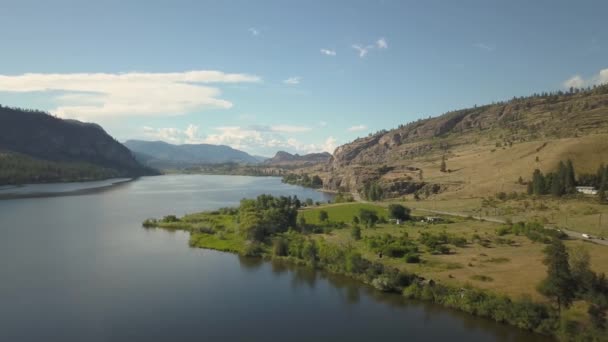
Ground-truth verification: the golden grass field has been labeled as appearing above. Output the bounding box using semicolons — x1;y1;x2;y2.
300;203;608;299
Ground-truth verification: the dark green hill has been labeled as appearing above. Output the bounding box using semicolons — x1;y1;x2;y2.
0;105;156;185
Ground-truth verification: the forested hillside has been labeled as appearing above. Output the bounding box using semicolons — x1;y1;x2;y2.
0;106;156;185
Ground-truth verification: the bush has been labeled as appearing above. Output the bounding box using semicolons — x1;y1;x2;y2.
273;237;289;256
243;242;264;257
359;208;379;228
351;225;362;240
162;215;179;223
405;253;421;263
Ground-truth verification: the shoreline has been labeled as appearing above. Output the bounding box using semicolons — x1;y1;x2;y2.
0;177;136;200
144;206;559;340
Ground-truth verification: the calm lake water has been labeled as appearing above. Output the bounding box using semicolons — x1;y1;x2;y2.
0;175;550;341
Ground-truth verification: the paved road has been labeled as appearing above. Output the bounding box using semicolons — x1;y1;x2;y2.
414;208;608;247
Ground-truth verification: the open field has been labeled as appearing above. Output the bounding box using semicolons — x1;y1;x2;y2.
298;202;388;225
406;196;608;237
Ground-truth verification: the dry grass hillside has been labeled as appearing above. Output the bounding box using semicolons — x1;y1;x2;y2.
307;84;608;199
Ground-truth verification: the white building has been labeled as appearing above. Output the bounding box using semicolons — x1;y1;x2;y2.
576;186;598;195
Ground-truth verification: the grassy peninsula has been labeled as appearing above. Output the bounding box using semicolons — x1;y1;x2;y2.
144;195;608;341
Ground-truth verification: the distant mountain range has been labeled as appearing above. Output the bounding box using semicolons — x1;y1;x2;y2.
124;140;260;169
0;106;156;185
263;150;332;167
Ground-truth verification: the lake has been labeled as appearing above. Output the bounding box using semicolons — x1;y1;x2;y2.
0;175;550;341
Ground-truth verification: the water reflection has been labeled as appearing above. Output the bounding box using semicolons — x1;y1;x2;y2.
236;256;552;342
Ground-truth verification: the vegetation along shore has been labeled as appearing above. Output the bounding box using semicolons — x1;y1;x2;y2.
144;194;608;341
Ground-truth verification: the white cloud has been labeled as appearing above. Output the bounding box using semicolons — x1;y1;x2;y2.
248;27;260;36
322;136;337;153
352;44;373;58
0;71;260;120
352;37;387;58
563;75;585;89
348;124;368;132
562;68;608;89
184;124;200;143
283;76;301;85
473;43;495;52
142;126;185;144
320;48;337;56
376;38;388;49
141;124;328;153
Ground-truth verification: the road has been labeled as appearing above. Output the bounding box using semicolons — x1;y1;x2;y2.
414;208;608;247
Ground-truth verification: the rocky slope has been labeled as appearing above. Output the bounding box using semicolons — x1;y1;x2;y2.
264;151;332;167
318;85;608;198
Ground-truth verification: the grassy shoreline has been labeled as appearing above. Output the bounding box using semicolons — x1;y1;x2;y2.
144;200;607;341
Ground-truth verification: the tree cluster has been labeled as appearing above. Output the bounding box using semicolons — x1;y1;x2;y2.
282;173;323;189
361;181;384;201
239;194;301;241
538;239;608;338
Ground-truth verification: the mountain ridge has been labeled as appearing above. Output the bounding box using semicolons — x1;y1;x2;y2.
0;105;156;185
124;140;259;169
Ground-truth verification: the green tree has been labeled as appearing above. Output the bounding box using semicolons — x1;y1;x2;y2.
569;246;595;295
302;239;318;265
352;216;360;225
588;304;607;330
538;239;576;314
565;159;576;193
388;204;411;221
362;181;384;201
318;210;329;222
359;208;379;228
273;237;289;256
532;169;546;195
351;225;362;240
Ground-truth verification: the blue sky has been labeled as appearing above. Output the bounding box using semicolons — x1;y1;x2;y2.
1;0;607;156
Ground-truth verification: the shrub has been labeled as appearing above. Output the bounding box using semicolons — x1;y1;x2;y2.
405;253;421;263
351;225;362;240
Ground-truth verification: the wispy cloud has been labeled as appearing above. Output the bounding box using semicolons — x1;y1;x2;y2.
563;68;608;89
376;38;388;49
473;43;495;52
352;44;373;58
348;124;368;132
248;27;260;36
320;48;337;56
142;123;323;152
352;38;388;58
283;76;301;85
0;71;261;120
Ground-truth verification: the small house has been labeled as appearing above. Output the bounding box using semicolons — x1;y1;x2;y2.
576;186;598;195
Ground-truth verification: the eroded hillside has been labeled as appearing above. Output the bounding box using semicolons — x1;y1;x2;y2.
314;85;608;198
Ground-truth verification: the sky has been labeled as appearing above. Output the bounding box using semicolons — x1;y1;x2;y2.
0;0;607;157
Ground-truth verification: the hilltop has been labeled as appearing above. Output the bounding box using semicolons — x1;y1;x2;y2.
124;140;259;169
309;84;608;199
264;150;332;168
0;106;156;185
